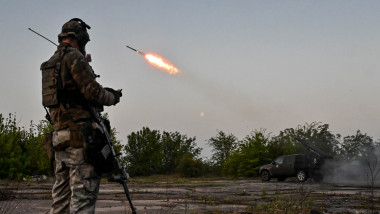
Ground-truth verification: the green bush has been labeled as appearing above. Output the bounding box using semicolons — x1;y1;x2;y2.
0;113;52;179
176;154;205;177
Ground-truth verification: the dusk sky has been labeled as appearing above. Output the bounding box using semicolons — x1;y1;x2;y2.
1;0;380;157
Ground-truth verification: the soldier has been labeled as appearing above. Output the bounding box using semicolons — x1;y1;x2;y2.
41;18;122;213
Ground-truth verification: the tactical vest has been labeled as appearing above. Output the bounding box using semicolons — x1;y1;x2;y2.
41;48;67;108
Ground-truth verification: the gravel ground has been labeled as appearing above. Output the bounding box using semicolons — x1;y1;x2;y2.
0;178;379;213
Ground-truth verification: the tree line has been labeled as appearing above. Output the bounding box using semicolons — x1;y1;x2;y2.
0;113;51;179
0;113;379;179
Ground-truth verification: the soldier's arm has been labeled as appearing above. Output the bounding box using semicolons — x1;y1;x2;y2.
65;51;117;106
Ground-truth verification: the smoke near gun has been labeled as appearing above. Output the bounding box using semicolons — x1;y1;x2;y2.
321;147;380;186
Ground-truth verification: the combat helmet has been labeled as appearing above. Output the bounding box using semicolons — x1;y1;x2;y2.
58;18;91;48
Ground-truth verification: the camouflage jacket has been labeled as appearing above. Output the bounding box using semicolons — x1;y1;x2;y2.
48;43;116;131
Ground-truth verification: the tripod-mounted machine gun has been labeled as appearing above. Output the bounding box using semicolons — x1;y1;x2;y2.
295;137;333;182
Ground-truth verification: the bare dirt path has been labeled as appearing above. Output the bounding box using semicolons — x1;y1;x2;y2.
1;178;379;213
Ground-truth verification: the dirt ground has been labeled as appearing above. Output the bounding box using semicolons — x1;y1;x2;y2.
0;177;379;214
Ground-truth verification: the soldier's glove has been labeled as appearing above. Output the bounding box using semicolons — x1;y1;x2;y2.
105;88;122;105
117;89;123;97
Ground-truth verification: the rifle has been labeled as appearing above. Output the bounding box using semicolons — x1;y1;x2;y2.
89;105;137;214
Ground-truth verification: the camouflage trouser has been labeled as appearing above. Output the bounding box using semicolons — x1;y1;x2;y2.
50;147;101;214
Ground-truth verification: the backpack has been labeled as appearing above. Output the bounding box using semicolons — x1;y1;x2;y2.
41;48;67;108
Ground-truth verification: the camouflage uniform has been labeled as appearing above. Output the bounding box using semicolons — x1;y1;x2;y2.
44;19;120;214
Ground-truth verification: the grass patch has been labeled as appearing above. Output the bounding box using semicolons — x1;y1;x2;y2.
247;196;323;214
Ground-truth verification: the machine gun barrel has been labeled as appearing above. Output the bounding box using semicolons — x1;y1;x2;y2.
295;137;333;159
